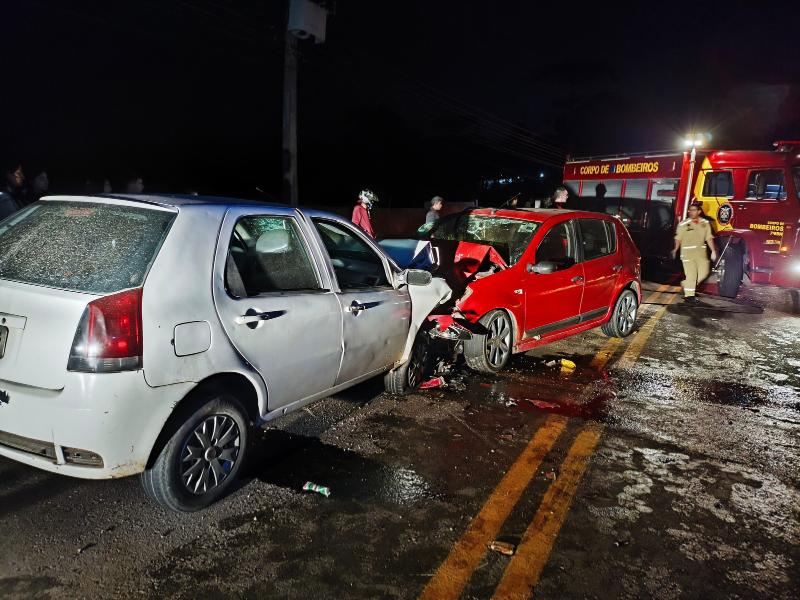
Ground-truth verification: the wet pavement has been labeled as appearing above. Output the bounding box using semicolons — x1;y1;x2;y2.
0;281;798;599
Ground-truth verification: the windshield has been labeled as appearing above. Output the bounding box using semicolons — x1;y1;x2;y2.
421;213;540;264
0;201;176;294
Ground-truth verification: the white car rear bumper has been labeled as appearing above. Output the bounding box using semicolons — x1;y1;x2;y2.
0;371;193;479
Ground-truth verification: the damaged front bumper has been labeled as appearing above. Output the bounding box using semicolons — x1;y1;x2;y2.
427;313;473;341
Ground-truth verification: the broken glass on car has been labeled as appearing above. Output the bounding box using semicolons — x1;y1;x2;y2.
422;213;540;265
0;201;175;294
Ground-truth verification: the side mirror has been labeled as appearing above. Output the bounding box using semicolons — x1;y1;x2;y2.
527;261;556;275
404;269;433;286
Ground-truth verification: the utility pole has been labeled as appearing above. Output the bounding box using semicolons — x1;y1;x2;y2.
283;0;330;207
282;31;299;206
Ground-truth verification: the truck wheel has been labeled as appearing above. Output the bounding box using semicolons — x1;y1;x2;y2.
718;243;743;298
141;393;248;512
791;290;800;315
384;334;428;395
464;309;513;374
601;289;638;338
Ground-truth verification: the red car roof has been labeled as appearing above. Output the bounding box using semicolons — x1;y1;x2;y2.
464;207;617;222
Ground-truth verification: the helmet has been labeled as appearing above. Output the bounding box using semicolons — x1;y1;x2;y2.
358;189;379;208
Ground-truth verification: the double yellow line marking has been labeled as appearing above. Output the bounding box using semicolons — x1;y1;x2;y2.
492;425;603;599
420;284;676;600
419;415;568;600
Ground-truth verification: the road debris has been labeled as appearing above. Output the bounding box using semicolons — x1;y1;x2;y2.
488;540;516;556
77;542;97;555
420;376;445;389
302;482;331;498
523;399;559;410
560;358;576;373
545;470;557;481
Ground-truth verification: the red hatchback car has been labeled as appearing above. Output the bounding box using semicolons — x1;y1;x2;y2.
415;208;641;373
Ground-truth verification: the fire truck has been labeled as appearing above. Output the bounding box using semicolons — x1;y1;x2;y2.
563;141;800;310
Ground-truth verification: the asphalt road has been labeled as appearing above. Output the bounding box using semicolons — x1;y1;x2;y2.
1;281;798;600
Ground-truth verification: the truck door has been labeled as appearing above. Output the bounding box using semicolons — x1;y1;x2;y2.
645;178;679;258
735;169;789;276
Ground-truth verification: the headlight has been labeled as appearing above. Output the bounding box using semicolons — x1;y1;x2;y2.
791;261;800;274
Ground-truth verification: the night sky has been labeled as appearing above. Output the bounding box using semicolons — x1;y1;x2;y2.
5;0;800;206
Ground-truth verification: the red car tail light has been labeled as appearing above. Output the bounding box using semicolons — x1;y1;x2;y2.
68;288;143;373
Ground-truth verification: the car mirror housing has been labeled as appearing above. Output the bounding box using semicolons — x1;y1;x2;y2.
528;261;556;274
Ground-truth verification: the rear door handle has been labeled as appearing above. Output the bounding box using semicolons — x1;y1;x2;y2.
571;275;584;284
612;265;623;272
236;309;287;326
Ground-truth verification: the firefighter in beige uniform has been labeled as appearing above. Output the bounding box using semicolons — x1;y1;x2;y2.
672;202;717;304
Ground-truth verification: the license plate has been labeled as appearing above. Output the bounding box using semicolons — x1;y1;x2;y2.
0;325;7;359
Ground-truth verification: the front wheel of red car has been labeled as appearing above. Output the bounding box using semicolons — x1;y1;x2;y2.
464;309;513;374
601;289;638;338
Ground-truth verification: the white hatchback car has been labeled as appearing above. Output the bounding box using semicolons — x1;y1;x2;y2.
0;195;450;511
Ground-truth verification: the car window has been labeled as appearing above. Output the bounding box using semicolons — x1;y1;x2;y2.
535;221;578;269
225;215;320;297
604;221;618;252
422;213;539;265
702;171;733;197
578;219;614;260
747;170;786;200
0;201;175;293
792;167;800;199
312;219;390;289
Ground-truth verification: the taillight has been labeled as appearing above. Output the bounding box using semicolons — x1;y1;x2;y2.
68;288;143;373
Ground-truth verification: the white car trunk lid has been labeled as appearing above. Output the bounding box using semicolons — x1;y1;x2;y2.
0;281;95;390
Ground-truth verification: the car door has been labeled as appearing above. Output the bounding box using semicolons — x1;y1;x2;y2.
523;219;585;338
213;209;344;411
310;218;411;385
577;218;619;320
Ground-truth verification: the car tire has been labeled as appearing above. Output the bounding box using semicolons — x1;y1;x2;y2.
601;289;638;338
384;333;428;395
718;243;743;298
463;309;513;374
141;393;249;512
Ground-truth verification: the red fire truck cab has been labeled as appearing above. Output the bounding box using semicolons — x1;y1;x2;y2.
563;141;800;309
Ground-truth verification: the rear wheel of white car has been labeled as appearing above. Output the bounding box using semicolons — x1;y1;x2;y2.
141;393;248;512
384;333;428;395
601;289;638;338
464;309;513;374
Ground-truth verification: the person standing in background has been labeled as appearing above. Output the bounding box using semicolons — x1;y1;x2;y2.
425;196;444;225
552;186;568;208
352;189;377;238
0;162;25;219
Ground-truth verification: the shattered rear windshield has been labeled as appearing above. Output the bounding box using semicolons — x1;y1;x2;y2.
422;213;540;264
0;201;175;294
